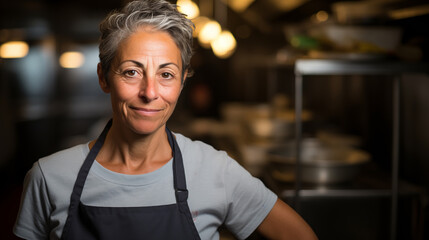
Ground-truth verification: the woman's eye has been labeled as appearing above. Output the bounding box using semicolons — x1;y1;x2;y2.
124;70;138;77
161;72;173;79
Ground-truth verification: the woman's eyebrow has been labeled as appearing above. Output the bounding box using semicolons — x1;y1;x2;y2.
119;60;144;68
159;62;180;70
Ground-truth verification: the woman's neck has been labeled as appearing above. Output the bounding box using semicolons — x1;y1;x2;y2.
91;122;173;175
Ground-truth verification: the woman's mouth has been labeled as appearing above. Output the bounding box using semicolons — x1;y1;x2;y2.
130;106;162;116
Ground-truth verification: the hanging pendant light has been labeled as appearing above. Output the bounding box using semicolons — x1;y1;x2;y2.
211;30;236;58
198;20;221;48
0;41;29;58
59;51;85;69
177;0;200;19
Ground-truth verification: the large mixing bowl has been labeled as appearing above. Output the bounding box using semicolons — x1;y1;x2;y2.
267;139;371;184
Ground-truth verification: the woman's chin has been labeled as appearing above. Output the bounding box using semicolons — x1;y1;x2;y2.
128;121;165;136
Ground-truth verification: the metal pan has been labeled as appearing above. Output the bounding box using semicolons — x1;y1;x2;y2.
267;139;371;184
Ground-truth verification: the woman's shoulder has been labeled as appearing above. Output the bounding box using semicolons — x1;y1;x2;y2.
21;143;90;209
174;133;229;162
40;143;88;164
173;132;235;180
37;143;89;179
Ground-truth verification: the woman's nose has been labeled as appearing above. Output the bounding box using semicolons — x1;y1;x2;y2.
138;76;158;102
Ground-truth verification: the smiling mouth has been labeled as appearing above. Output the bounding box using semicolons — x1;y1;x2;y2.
130;106;163;113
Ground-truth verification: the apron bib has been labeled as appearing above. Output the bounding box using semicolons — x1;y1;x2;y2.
61;120;201;240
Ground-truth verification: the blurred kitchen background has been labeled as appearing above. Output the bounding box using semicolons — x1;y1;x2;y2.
1;0;429;239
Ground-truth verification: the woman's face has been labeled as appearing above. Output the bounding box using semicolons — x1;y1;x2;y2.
98;27;185;136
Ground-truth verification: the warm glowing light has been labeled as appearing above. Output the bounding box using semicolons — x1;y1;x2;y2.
315;10;329;22
59;51;85;68
0;41;29;58
198;20;221;47
192;16;210;38
177;0;200;19
211;30;236;59
225;0;255;12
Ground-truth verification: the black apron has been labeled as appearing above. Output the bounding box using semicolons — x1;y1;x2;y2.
61;120;201;240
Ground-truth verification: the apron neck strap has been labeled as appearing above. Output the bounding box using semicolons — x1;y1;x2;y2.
62;119;112;238
166;127;189;203
70;119;112;201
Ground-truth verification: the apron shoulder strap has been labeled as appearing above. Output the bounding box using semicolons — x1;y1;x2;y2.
166;128;189;204
62;119;112;239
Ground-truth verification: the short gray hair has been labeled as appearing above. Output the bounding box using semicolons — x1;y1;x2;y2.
99;0;194;82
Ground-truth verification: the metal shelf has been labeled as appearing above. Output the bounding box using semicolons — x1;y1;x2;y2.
295;59;429;75
293;59;429;240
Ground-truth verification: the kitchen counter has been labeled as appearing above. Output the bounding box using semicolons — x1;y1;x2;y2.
262;163;426;240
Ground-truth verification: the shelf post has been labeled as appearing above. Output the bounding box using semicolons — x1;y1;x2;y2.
390;75;401;240
294;73;303;212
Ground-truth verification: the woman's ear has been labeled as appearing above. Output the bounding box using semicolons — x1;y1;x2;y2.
97;63;110;93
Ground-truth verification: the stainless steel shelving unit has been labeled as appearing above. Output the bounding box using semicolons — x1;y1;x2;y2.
293;59;429;240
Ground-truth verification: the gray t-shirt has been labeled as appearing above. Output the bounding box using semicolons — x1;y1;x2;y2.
14;132;277;240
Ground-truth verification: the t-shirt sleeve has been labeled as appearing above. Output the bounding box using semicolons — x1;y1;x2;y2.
222;155;277;240
13;161;52;239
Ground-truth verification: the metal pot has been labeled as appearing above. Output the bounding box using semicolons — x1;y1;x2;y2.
246;118;294;140
267;139;371;184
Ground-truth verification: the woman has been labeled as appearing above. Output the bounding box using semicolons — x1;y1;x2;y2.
14;0;317;239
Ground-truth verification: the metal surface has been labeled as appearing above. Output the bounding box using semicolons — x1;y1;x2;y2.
267;140;371;184
282;189;396;198
295;59;429;75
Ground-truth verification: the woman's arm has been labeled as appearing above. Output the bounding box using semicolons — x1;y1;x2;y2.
257;199;318;240
13;162;51;239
